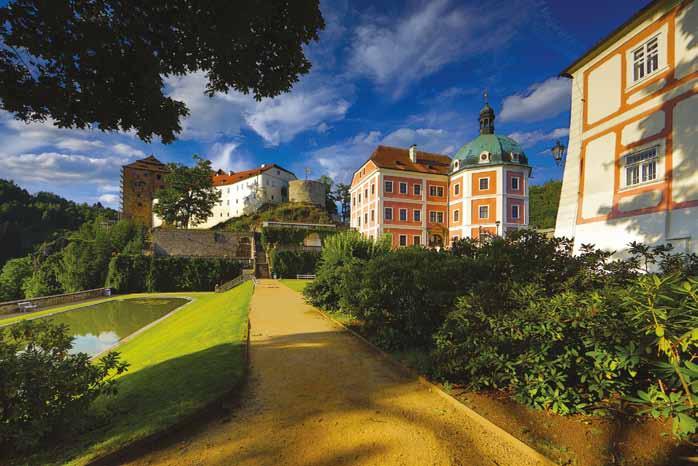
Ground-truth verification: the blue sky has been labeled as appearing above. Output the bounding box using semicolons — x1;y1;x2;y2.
0;0;647;207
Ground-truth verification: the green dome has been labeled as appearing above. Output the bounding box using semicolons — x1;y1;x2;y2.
453;133;528;168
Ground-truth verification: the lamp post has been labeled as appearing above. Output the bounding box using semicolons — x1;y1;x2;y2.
551;140;566;166
495;220;501;236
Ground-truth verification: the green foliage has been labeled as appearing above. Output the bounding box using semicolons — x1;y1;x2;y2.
529;180;562;229
0;179;116;267
303;230;390;311
0;1;324;143
270;250;320;278
21;253;63;298
318;175;338;216
0;320;128;452
261;227;309;247
332;183;351;224
153;155;222;228
348;248;474;349
106;255;243;293
216;202;334;232
0;256;32;301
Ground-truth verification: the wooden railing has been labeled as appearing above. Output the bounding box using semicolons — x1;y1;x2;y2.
214;270;255;293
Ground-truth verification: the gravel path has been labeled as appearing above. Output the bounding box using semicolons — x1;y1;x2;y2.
122;280;550;466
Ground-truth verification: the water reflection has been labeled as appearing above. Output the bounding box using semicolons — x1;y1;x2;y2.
45;298;188;356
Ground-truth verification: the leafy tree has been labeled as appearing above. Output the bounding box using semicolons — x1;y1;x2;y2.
0;0;324;143
0;256;32;301
22;253;63;298
333;183;350;224
318;175;338;216
0;179;116;266
153;156;222;228
529;180;562;229
0;319;128;452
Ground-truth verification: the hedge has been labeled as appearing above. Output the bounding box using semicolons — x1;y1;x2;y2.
269;250;320;278
106;255;243;293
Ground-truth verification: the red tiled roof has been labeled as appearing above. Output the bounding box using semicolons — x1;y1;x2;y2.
363;145;451;175
212;163;296;186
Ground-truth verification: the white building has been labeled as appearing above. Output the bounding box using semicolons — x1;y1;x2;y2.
153;163;296;229
555;0;698;254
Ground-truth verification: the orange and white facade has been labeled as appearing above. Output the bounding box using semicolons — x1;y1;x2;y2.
555;0;698;254
350;143;530;248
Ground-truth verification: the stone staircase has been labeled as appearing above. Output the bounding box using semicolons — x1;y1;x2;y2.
253;233;270;278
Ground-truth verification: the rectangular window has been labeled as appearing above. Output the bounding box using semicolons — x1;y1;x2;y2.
479;205;489;219
632;36;659;83
479;177;489;191
413;235;421;246
371;184;375;195
429;186;437;196
414;184;421;196
512;204;520;220
429;211;437;223
371;210;375;221
454;184;460;195
511;177;519;191
437;212;444;223
364;213;368;224
399;208;407;221
365;188;368;198
358;193;362;203
413;209;421;222
399;182;407;194
399;235;407;247
385;180;393;193
453;209;460;222
357;216;361;226
384;207;393;220
437;186;444;197
624;147;658;187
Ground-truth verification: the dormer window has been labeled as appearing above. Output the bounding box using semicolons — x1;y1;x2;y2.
479;152;490;164
453;160;460;171
512;153;520;163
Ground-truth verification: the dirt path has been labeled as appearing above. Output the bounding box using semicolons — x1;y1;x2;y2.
121;280;550;466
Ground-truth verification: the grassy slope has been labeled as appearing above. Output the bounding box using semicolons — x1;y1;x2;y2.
17;282;254;466
279;279;312;293
0;295;125;326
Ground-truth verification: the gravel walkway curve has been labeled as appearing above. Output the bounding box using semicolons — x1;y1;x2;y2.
121;280;550;466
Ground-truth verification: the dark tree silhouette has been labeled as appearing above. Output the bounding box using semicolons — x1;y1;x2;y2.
0;1;324;143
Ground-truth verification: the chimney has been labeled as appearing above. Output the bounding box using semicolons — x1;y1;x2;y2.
261;163;267;168
409;144;417;163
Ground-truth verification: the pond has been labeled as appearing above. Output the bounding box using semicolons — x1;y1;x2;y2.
45;297;189;357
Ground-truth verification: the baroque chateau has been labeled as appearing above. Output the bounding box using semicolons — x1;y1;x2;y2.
350;104;531;248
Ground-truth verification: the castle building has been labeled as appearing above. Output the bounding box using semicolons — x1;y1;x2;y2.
121;155;168;228
350;106;531;248
183;163;296;229
555;0;698;254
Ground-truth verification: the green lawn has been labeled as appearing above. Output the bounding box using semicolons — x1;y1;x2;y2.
279;278;312;293
14;282;254;466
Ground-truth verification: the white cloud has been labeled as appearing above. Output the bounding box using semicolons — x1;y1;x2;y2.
55;138;106;152
98;193;120;206
166;71;352;146
499;77;571;123
349;0;527;98
112;143;145;158
0;152;128;186
508;127;569;148
208;142;256;173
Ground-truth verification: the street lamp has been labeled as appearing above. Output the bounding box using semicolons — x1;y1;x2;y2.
495;220;501;236
551;140;566;166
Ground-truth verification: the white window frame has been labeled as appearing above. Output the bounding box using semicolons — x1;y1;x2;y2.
621;144;662;189
399;235;407;247
479;205;489;220
385;180;393;193
626;28;667;89
429;211;437;223
453;209;460;222
437;186;444;197
364;212;368;224
399;182;408;194
511;204;520;220
370;209;375;221
454;183;460;195
413;209;421;222
429;185;437;196
414;184;421;196
479;177;489;191
399;208;407;221
413;235;421;246
384;207;393;220
511;176;520;191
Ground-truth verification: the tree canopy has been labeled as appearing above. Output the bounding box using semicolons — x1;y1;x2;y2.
0;179;116;267
529;180;562;229
153;156;221;228
0;0;324;143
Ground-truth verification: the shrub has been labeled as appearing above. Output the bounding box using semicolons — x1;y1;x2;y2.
348;248;475;349
106;254;151;293
0;320;128;452
270;250;320;278
0;256;32;301
432;274;698;436
105;255;243;293
304;230;390;311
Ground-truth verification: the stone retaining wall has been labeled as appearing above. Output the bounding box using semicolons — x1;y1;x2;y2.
152;229;254;259
0;288;107;315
